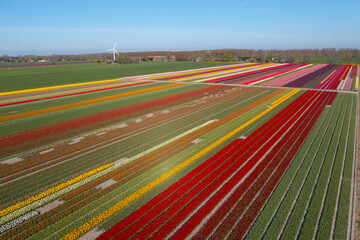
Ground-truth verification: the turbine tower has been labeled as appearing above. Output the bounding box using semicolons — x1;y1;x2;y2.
106;42;119;62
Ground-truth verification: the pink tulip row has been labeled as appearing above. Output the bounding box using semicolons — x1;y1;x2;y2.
315;65;350;90
240;64;307;85
122;63;249;80
262;64;326;86
337;65;356;91
98;90;337;240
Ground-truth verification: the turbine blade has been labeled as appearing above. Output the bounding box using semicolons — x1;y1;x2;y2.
114;42;117;48
115;50;119;55
106;49;113;51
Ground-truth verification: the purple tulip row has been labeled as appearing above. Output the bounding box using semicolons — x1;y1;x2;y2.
284;65;339;88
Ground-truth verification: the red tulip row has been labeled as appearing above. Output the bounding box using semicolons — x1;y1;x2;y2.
206;91;335;240
97;138;242;240
62;87;270;201
315;65;350;89
1;85;247;181
239;64;306;85
0;85;228;178
0;87;262;239
327;65;351;89
97;89;322;239
0;84;231;157
148;91;327;240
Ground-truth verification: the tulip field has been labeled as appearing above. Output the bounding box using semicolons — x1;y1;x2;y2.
0;62;358;240
142;63;359;91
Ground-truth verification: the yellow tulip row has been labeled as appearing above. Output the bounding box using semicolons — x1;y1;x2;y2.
191;64;274;83
270;89;300;106
0;79;123;96
167;63;272;82
0;163;113;218
0;83;185;122
60;89;301;240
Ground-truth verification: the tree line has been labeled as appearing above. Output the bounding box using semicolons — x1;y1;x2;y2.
1;48;360;64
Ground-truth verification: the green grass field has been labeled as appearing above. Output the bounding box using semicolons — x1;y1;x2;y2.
0;62;233;92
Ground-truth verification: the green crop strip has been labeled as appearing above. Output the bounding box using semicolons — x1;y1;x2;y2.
315;94;353;239
0;62;234;92
298;94;349;239
246;96;332;239
279;93;345;239
333;94;356;239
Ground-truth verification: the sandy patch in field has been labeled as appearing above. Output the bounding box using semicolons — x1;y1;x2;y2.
135;118;143;123
116;123;128;128
68;137;84;145
113;158;129;165
78;228;105;240
191;138;203;144
1;157;23;164
95;179;117;190
39;148;54;155
36;200;64;214
96;132;106;136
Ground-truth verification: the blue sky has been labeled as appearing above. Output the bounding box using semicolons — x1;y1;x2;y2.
1;0;359;55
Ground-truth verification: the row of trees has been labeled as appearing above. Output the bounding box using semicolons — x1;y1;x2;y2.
1;48;360;64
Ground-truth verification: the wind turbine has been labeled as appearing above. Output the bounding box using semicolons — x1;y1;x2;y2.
106;42;119;62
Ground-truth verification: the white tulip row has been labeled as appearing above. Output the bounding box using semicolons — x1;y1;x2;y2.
119;119;215;165
0;166;111;225
0;120;215;226
0;211;39;233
